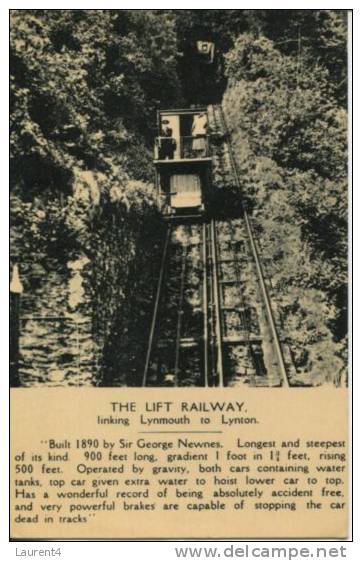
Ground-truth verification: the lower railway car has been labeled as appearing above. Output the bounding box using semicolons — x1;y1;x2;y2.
154;107;212;218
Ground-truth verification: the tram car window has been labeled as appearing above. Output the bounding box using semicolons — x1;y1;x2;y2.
158;125;176;160
170;174;202;209
191;112;208;157
155;109;210;161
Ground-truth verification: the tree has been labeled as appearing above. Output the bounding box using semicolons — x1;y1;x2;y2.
223;28;347;384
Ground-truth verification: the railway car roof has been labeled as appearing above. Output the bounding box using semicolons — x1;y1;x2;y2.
158;107;207;116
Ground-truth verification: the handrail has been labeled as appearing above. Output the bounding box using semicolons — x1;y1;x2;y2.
154;135;210;160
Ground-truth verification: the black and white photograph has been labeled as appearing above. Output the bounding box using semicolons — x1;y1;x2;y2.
10;9;348;388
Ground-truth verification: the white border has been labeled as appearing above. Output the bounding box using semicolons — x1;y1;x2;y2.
2;3;358;559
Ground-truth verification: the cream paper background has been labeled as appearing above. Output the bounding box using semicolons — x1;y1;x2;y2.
10;387;348;540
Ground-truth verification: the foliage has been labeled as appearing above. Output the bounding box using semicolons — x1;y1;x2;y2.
173;9;347;105
223;29;348;384
10;9;182;196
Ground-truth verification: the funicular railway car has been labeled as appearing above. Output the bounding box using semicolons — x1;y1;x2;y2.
154;107;212;218
196;41;215;64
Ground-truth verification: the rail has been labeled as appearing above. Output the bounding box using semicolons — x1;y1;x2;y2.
210;219;224;387
143;222;223;387
142;225;171;386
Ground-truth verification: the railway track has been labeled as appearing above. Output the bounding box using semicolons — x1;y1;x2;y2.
143;105;293;387
142;221;221;387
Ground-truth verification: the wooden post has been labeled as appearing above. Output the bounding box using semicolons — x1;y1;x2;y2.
10;264;23;387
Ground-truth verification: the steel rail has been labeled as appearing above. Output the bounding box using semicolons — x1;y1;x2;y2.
210;219;224;387
216;105;289;387
174;241;188;386
202;222;210;387
206;223;217;386
142;225;171;387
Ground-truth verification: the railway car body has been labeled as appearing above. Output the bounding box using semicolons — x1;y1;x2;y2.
154;107;212;218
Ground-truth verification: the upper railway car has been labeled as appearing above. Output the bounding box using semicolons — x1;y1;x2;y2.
196;41;215;64
154;107;212;218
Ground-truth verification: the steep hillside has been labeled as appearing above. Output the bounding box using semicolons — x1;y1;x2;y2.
10;9;181;384
222;20;347;385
